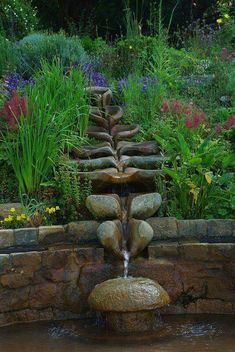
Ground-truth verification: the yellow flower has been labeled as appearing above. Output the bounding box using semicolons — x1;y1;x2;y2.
21;214;26;219
17;215;22;221
205;172;213;185
190;187;200;204
51;207;56;213
10;208;16;213
7;215;13;222
224;14;230;19
217;18;223;24
46;207;50;213
55;206;60;211
129;45;133;49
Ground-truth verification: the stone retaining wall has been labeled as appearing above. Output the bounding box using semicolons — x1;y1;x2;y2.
0;218;234;252
0;218;234;326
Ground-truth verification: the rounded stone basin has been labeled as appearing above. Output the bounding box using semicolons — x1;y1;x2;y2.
88;277;170;332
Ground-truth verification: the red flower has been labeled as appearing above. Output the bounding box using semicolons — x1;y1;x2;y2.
192;111;205;127
171;100;182;114
160;101;169;113
0;91;27;129
185;116;194;128
224;115;235;130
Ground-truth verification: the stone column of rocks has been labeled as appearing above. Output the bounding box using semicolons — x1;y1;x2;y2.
68;87;166;260
69;86;167;189
85;192;162;259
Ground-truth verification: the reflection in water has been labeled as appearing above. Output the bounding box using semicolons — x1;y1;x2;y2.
0;315;234;352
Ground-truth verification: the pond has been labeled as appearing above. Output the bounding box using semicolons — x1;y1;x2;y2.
0;314;234;352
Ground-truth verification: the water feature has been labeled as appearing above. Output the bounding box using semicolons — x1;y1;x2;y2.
122;249;130;278
79;86;171;332
0;315;234;352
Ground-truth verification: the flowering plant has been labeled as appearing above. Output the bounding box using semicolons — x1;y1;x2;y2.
0;205;60;229
160;99;206;130
0;90;27;129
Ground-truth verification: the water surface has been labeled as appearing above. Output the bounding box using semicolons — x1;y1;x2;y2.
0;315;234;352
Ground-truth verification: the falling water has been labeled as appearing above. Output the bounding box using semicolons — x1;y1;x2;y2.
122;250;130;279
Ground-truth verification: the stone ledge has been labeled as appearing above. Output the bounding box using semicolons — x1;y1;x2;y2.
0;218;234;253
148;242;235;261
0;221;100;253
147;218;235;241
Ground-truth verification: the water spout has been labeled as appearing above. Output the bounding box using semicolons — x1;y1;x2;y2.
122;250;130;279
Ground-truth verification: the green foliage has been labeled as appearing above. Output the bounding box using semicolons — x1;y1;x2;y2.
115;36;156;77
0;0;37;39
80;37;106;55
0;161;18;203
118;74;163;139
155;121;235;219
16;32;88;77
123;0;142;40
1;61;89;195
148;36;183;93
0;35;16;77
55;164;92;222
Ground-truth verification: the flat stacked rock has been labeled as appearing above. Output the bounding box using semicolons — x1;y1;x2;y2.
68;87;168;190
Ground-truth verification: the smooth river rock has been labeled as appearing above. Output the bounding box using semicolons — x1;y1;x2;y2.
129;193;162;219
86;195;121;220
88;277;170;312
97;220;122;258
128;219;154;257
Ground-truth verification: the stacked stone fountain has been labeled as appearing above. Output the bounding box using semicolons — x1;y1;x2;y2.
72;87;170;332
70;87;167;190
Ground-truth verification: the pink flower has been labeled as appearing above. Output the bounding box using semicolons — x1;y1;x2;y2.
224;115;235;130
160;101;169;113
171;100;182;114
185;116;194;128
192;111;205;127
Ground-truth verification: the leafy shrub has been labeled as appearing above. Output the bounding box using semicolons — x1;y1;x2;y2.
155;100;235;219
55;164;92;222
0;0;37;39
0;35;16;77
16;32;89;77
116;74;162;139
115;36;156;77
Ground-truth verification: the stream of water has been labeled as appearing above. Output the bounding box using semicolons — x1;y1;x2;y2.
122;249;130;278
